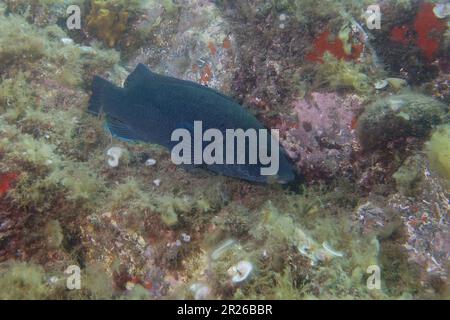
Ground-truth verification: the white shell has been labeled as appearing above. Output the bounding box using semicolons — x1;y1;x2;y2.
153;179;161;186
106;147;123;167
211;239;235;260
61;37;74;45
228;260;253;283
433;3;450;19
374;79;388;90
145;158;157;166
322;242;344;257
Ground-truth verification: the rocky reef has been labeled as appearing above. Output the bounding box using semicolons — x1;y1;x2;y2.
0;0;448;300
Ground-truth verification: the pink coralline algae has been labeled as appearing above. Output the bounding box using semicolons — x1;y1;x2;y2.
282;92;363;182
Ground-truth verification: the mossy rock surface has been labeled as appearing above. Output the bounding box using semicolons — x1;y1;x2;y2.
357;93;447;150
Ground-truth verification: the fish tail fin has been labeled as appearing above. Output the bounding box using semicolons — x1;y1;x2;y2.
88;76;118;116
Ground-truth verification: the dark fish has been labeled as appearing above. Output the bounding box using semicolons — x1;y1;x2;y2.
88;63;296;183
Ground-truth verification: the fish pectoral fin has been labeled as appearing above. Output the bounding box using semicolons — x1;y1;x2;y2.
105;116;140;142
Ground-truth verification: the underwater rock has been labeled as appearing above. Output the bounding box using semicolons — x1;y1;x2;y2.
357;93;447;150
387;159;449;281
393;156;424;197
356;202;387;235
286;92;362;182
128;0;236;94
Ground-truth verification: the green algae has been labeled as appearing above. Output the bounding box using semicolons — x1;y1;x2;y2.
393;156;424;197
79;263;114;299
316;53;372;93
357;93;447;150
199;196;391;300
44;219;64;249
426;124;450;182
0;262;51;299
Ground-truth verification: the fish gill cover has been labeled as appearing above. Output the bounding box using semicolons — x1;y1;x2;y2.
0;0;448;301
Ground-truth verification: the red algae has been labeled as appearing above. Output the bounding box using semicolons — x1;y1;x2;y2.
350;115;359;130
0;172;18;196
200;64;213;85
414;2;446;60
390;26;410;45
390;3;446;60
306;30;363;63
207;41;217;56
223;36;231;49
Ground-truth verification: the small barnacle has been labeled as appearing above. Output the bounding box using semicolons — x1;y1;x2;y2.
227;260;253;284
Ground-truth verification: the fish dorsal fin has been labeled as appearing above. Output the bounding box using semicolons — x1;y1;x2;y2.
124;63;156;89
125;64;240;107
